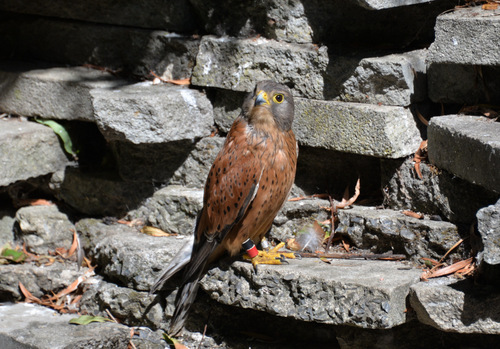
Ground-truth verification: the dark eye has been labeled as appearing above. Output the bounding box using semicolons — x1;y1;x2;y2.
273;93;284;103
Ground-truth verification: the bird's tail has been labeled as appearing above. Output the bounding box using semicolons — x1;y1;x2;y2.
149;235;195;295
168;270;204;336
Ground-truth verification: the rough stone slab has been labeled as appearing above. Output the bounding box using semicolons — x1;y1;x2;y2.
0;15;200;78
428;64;500;104
76;219;192;291
15;205;75;255
0;0;198;32
0;119;72;187
200;258;421;329
0;263;90;301
0;303;130;349
91;82;214;144
190;0;314;44
50;168;155;217
354;0;436;10
294;99;422;158
339;49;427;106
210;88;246;133
79;279;168;330
0;62;126;121
169;136;225;188
410;277;500;334
335;206;461;262
476;199;500;266
127;185;204;237
428;7;500;66
191;35;328;99
0;211;15;247
428;115;500;194
381;157;499;224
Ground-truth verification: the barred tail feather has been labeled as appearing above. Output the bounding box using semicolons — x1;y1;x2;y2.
169;271;203;335
150;235;194;295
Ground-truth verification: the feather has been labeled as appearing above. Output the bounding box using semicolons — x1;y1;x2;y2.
295;223;325;252
149;235;195;294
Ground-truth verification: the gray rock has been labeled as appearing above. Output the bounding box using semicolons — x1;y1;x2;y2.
0;119;72;187
52;167;155;216
0;62;126;122
191;35;328;99
0;0;198;32
410;277;500;334
170;136;225;188
381;157;499;224
428;63;500;104
0;211;15;247
111;140;198;183
92;82;214;144
428;115;500;194
354;0;436;10
76;218;191;291
476;199;500;265
335;206;461;262
200;258;421;329
189;0;314;44
187;0;448;51
79;279;169;330
428;7;500;66
0;263;90;301
0;15;200;78
210;88;246;133
128;185;204;236
294;99;422;158
15;205;75;255
339;49;427;106
0;303;130;349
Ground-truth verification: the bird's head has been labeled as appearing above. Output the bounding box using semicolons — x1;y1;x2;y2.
242;80;295;132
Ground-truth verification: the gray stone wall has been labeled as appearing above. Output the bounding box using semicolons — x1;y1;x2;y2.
0;1;499;348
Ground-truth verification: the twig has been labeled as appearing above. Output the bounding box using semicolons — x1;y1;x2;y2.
295;251;406;261
438;238;465;264
105;309;119;323
325;195;336;251
197;324;208;349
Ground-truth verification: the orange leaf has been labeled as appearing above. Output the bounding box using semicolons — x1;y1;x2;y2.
422;257;473;280
19;282;42;304
402;210;423;219
483;3;498;10
165;78;191;85
342;239;350;252
67;230;79;257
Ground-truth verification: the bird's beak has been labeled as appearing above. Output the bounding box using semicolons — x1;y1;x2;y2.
255;90;270;106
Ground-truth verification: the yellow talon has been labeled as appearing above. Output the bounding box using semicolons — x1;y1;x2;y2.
243;241;295;267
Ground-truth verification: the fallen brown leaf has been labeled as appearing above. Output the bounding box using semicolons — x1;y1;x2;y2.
402;210;424;219
19;282;42;304
140;226;176;237
421;257;473;280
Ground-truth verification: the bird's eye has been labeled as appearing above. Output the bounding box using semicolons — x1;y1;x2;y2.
273;94;284;104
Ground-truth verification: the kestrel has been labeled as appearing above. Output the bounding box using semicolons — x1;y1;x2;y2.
150;80;298;335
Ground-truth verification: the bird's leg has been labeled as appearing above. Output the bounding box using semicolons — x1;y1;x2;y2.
242;238;295;267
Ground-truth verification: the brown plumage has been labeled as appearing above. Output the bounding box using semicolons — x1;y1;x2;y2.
150;80;297;335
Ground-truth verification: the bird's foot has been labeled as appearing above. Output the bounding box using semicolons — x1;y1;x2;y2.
243;242;295;267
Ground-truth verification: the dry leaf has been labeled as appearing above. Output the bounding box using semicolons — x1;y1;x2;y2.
140;226;176;237
19;282;42;304
402;210;424;219
483;3;498;10
421;257;473;280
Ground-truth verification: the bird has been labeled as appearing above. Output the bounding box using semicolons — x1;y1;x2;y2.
150;80;298;335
